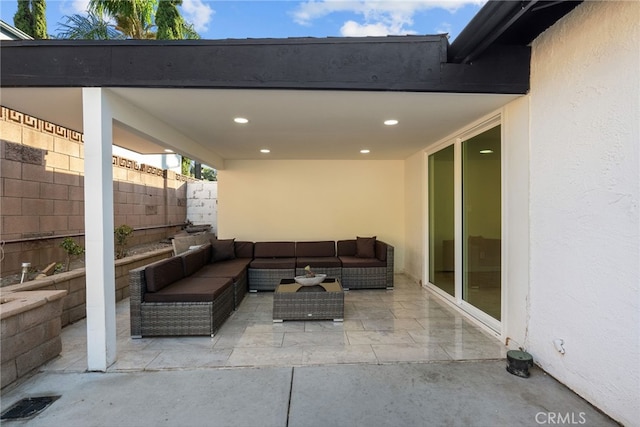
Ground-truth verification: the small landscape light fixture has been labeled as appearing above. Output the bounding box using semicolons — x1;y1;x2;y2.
506;349;534;378
384;119;398;126
480;149;494;154
260;149;270;154
234;117;249;124
360;149;370;154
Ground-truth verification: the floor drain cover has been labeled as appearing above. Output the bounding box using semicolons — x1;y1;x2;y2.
1;396;61;420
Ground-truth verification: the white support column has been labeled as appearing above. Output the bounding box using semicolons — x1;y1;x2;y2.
82;88;117;371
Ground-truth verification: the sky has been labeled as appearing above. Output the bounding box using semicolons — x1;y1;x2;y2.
0;0;485;41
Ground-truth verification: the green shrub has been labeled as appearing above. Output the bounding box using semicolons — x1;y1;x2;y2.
60;237;85;271
114;225;134;259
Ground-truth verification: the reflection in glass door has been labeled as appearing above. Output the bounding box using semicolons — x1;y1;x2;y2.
462;126;501;321
428;145;455;296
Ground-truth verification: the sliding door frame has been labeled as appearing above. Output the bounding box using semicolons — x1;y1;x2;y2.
424;114;504;334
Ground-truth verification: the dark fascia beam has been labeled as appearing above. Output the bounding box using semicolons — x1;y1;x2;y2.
450;0;583;64
449;0;534;64
0;35;529;94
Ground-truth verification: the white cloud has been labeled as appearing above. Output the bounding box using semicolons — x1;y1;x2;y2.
435;21;452;35
293;0;485;37
341;20;416;37
181;0;215;32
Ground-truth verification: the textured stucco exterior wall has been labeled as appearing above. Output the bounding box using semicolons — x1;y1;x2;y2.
528;1;639;424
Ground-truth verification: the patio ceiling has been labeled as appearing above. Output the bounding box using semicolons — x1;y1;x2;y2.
0;87;519;164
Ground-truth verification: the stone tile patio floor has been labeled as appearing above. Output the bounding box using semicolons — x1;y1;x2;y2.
3;275;617;426
45;274;507;372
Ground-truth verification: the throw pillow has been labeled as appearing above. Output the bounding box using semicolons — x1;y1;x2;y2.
211;239;236;262
356;236;376;258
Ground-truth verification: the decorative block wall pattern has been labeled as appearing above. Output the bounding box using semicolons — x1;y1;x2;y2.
0;106;193;275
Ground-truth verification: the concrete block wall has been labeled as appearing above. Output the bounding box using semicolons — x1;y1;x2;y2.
0;106;192;275
1;247;173;328
1;290;67;389
187;181;218;234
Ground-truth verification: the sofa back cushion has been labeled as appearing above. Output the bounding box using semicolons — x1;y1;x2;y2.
145;257;185;292
337;240;356;257
182;248;206;276
254;241;295;258
375;240;388;261
356;236;377;258
234;241;254;259
296;241;336;257
211;239;236;262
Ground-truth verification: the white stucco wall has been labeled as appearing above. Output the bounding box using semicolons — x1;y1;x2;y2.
218;159;405;271
528;1;639;424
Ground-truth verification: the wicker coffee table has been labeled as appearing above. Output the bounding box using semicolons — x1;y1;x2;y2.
273;278;344;322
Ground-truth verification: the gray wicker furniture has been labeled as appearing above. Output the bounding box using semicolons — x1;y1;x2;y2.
249;239;393;292
273;279;344;322
337;239;394;290
130;241;252;338
248;242;296;292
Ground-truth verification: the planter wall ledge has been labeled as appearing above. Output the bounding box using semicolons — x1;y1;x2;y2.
1;290;67;389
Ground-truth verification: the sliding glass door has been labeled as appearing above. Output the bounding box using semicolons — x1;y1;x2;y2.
428;145;455;296
462;126;501;321
427;123;502;326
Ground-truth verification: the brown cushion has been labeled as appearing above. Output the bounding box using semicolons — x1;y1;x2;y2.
182;249;206;276
295;241;336;257
211;239;236;262
337;240;356;257
254;242;296;258
249;258;296;269
234;241;254;258
356;236;376;258
144;277;232;302
194;258;251;281
296;257;342;268
145;257;185;293
339;256;386;268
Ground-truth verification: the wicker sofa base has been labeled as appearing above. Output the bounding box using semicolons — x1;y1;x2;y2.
341;267;390;290
135;285;234;337
248;268;295;292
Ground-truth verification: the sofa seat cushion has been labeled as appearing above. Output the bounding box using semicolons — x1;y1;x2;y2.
194;258;252;281
145;257;185;292
250;258;296;269
144;277;232;303
296;256;341;268
339;256;385;268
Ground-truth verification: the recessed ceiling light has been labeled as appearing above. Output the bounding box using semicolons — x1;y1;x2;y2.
234;117;249;124
480;149;494;154
360;149;370;154
260;149;270;154
384;119;398;126
164;149;174;153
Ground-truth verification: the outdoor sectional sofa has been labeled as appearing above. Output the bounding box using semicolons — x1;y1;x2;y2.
130;237;393;337
129;240;253;337
248;238;394;291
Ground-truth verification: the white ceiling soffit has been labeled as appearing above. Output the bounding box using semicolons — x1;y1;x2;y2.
0;87;520;162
